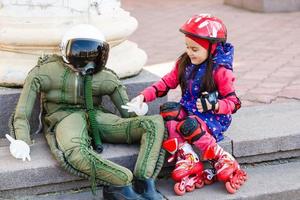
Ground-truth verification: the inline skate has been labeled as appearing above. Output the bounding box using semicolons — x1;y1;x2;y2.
203;143;248;193
163;138;205;196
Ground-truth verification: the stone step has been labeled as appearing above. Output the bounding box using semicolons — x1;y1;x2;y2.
1;66;300;198
0;128;232;199
14;160;300;200
0;134;140;198
227;102;300;164
158;159;300;200
1;102;300;198
0;133;230;199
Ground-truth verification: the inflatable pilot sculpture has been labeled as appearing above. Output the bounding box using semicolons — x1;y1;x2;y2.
8;24;165;200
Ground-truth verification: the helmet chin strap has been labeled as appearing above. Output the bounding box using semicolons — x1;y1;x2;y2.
80;62;96;76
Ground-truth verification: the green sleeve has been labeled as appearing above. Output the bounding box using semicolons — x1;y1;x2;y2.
13;67;42;144
97;70;133;118
110;83;133;118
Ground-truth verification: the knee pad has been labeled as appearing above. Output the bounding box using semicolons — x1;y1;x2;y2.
159;102;185;121
176;116;206;144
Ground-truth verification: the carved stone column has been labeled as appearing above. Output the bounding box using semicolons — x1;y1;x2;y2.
0;0;147;87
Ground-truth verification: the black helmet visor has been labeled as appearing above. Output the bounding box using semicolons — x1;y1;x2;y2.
66;39;108;69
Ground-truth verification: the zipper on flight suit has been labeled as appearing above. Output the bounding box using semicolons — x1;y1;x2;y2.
74;72;79;104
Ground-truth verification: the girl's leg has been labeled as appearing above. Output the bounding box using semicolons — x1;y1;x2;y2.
176;115;215;152
177;115;247;193
165;120;185;143
162;104;188;144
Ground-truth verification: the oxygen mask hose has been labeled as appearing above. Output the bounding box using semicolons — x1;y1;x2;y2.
84;75;103;153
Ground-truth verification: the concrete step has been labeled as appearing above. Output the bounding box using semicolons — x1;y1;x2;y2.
14;160;300;200
0;134;140;198
0;131;232;199
1;66;300;198
227;102;300;164
1;102;300;198
158;159;300;200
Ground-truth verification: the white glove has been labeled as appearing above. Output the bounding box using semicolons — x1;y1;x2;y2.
5;134;31;161
131;95;144;107
121;95;148;116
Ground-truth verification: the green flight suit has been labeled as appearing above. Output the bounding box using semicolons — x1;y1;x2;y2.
11;55;165;186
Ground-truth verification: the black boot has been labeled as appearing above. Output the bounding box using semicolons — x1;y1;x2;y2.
103;184;145;200
134;178;163;200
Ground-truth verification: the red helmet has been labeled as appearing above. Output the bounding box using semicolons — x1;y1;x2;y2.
180;14;227;43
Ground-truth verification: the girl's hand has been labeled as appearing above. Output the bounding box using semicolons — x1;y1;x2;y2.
196;91;219;112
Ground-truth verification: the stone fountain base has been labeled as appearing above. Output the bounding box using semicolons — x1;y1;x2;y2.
0;40;147;87
0;0;147;87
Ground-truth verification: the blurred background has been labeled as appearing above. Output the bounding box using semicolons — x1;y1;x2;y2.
123;0;300;106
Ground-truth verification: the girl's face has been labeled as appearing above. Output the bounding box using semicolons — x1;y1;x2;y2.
185;36;208;65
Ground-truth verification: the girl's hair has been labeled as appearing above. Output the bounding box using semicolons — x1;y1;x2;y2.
177;52;190;94
177;44;216;95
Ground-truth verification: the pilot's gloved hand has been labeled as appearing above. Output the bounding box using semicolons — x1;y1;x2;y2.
122;94;148;116
5;134;31;161
131;94;145;108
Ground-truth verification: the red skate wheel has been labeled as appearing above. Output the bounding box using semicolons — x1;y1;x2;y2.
174;182;186;196
186;184;195;192
243;174;248;181
195;180;204;189
204;179;214;185
234;182;241;189
238;177;245;185
240;170;248;180
225;182;236;194
238;171;247;183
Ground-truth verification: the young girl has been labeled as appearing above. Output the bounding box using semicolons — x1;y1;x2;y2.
127;14;247;195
